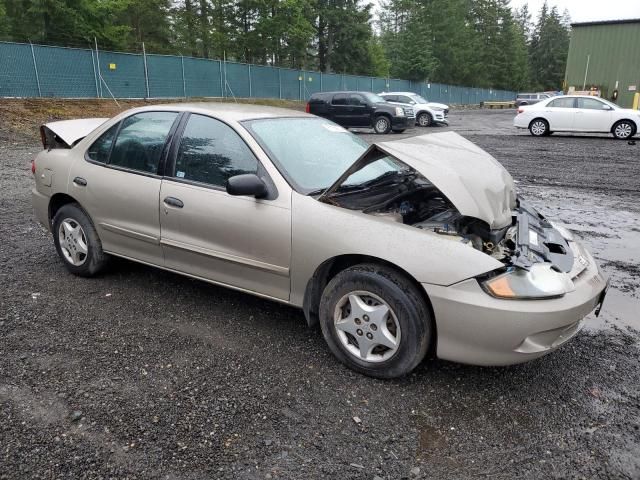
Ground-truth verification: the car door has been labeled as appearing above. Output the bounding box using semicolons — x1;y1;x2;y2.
574;97;613;132
544;97;576;131
159;113;291;300
348;93;371;127
68;111;180;265
330;93;350;126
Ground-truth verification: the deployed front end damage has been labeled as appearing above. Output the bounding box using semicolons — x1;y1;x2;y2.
319;132;595;301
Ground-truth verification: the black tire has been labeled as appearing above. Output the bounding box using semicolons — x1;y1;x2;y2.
392;129;406;134
529;118;549;137
612;120;636;140
319;263;432;379
373;115;392;134
417;112;432;127
52;203;109;277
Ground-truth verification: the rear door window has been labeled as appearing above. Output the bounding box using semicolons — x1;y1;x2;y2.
383;95;398;102
332;94;348;106
549;97;575;108
109;112;179;174
87;123;119;163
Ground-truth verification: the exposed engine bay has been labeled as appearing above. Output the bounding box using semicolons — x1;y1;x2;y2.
322;168;575;273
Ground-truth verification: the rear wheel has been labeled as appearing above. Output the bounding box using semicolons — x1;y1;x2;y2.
319;264;432;378
373;116;392;134
417;112;432;127
529;118;549;137
52;203;109;277
612;120;636;140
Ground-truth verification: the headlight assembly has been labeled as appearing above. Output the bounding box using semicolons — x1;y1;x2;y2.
395;107;405;117
480;264;575;300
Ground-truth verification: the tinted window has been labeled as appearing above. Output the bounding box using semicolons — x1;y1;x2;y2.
549;97;575;108
109;112;178;174
348;94;366;106
332;94;347;105
87;123;118;163
577;98;606;110
382;95;397;102
398;96;413;103
174;114;258;187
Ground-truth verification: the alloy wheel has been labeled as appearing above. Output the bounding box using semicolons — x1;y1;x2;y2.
531;120;547;136
614;122;633;139
58;218;88;266
333;290;401;363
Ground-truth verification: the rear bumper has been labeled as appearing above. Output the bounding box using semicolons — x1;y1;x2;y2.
423;246;607;366
513;116;529;129
31;187;51;231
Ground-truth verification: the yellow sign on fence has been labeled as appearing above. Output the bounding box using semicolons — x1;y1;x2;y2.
109;63;116;70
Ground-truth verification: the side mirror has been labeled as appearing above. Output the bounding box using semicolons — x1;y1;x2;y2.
410;101;417;105
226;173;268;198
602;104;612;111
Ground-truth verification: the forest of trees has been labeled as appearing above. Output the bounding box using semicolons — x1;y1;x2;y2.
0;0;571;91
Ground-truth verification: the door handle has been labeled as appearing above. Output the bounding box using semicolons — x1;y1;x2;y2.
73;177;87;186
163;196;184;208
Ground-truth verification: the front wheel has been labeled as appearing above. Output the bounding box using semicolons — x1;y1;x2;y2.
52;203;109;277
612;120;636;140
373;116;392;134
319;264;432;379
529;118;549;136
417;112;432;127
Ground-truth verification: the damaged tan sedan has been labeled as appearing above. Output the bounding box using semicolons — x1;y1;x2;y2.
31;104;608;378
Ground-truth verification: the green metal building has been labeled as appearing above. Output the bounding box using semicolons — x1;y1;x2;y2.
565;18;640;108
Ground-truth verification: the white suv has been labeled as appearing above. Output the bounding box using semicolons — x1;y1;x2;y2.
380;92;449;127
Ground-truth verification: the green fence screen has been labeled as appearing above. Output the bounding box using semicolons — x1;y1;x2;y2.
0;41;517;103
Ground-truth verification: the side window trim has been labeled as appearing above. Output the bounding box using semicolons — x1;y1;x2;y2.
165;112;278;199
84;120;122;165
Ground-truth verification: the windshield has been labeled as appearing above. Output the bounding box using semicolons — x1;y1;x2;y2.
245;117;403;193
364;92;386;104
411;95;428;104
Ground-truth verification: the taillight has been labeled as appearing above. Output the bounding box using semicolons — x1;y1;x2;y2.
517;108;524;114
31;159;36;175
305;103;310;113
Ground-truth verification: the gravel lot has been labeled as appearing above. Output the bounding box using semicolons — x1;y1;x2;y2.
1;108;639;479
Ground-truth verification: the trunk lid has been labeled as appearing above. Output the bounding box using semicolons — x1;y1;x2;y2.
320;132;517;229
41;118;109;148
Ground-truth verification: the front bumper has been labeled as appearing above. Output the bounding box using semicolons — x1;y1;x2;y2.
423;244;607;366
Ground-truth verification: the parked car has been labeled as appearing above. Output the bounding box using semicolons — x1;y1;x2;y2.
379;92;449;127
515;92;552;107
32;104;608;378
514;95;639;139
306;91;411;134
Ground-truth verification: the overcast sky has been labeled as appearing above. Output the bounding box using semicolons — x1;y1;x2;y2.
510;0;640;23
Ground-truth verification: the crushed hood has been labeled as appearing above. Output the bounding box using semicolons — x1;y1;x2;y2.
321;132;517;229
42;118;109;147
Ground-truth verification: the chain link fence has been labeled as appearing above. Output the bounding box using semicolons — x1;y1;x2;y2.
0;41;517;104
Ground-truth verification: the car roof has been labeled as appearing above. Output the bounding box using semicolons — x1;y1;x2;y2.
381;92;417;96
119;102;312;122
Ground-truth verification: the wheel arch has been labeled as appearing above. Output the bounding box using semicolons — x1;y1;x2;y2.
302;254;437;356
611;118;638;134
49;192;81;226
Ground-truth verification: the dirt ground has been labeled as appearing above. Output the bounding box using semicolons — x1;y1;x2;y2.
1;104;639;479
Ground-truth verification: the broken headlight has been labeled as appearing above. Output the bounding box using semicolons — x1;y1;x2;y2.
480;263;574;300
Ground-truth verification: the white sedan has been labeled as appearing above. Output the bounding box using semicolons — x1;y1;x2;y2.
514;95;639;139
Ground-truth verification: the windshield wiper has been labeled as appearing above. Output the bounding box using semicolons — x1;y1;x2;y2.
307;187;327;196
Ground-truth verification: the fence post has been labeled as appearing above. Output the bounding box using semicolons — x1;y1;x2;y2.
142;42;150;99
248;64;252;98
91;49;99;98
94;38;102;98
181;55;186;99
219;60;224;98
29;42;42;97
278;68;282;99
320;71;323;92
